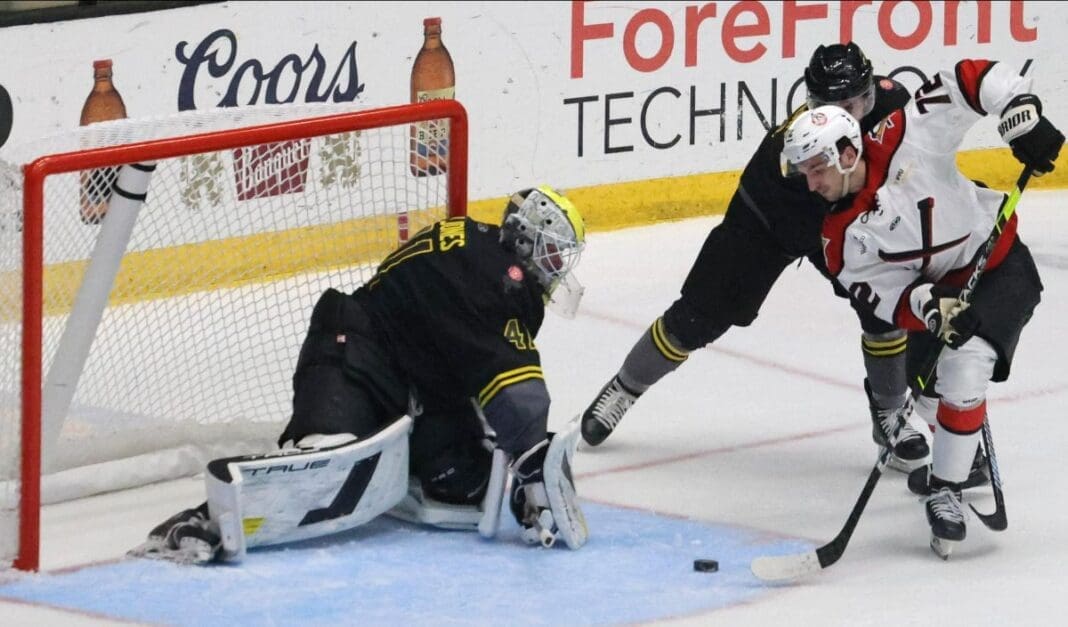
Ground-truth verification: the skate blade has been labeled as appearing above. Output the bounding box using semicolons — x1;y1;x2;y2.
930;536;959;560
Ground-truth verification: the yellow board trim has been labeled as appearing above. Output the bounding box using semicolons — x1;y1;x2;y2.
5;147;1063;319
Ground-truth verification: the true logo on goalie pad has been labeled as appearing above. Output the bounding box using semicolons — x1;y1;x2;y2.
245;459;330;476
206;417;412;561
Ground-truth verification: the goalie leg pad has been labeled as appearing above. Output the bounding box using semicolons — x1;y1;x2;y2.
205;416;413;561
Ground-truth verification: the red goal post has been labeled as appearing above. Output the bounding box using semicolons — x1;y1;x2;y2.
2;99;468;571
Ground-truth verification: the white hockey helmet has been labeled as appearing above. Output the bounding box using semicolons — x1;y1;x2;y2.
781;105;863;177
500;186;586;290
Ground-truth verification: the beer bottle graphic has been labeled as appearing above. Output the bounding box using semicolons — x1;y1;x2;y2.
79;59;127;224
409;16;455;177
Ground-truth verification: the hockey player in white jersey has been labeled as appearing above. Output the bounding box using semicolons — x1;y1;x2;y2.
781;59;1063;557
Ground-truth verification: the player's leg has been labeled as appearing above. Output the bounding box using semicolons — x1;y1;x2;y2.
808;250;932;472
925;340;995;557
861;327;930;472
582;204;792;445
905;329;990;495
924;240;1042;558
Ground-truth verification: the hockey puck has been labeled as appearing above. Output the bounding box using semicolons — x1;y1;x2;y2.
693;559;718;573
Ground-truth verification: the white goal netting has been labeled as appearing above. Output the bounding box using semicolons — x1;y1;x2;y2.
0;101;462;568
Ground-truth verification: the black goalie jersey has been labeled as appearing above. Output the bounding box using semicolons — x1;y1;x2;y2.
354;216;547;409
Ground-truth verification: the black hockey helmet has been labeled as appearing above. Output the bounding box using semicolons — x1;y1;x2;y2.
805;42;874;104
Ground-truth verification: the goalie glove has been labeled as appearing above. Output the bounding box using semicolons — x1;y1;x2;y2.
508;421;588;550
510;440;557;547
999;94;1065;175
912;283;979;349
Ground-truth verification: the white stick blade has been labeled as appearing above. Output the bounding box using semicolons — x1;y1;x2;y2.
750;550;822;582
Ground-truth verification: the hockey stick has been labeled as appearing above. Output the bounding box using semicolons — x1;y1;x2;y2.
750;167;1031;582
970;417;1007;530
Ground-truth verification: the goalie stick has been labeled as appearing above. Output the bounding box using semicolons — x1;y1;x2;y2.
750;168;1031;582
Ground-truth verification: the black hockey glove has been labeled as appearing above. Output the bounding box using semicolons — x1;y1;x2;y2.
919;284;979;349
999;94;1065;175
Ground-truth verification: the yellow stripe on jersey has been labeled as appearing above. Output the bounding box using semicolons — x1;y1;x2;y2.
651;317;689;362
862;334;907;357
478;365;545;407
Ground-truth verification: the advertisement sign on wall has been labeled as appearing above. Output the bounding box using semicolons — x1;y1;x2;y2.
0;1;1064;207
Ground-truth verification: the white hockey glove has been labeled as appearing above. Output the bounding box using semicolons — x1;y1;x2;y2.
999;94;1064;176
912;283;978;349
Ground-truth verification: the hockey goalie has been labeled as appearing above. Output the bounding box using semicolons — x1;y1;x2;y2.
131;186;589;564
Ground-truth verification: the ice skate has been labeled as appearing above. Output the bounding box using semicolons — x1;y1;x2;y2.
866;379;930;472
926;482;966;560
581;375;640;446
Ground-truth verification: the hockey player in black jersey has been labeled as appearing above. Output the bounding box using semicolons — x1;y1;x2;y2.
582;42;936;474
134;186;589;564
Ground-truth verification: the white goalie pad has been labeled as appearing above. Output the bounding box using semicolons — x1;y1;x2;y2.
387;448;510;538
205;416;413;561
544;416;588;549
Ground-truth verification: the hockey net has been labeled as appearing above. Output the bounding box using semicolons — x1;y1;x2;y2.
0;99;468;570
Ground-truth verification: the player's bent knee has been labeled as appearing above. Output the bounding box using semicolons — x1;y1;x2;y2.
662;300;732;350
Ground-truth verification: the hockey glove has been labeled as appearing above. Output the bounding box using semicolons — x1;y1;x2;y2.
915;283;979;349
999;94;1065;175
509;440;555;546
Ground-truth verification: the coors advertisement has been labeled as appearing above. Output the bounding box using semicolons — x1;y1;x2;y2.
173;28;366;207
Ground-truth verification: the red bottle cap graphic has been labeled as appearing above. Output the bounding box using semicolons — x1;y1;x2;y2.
93;59;113;70
423;17;441;27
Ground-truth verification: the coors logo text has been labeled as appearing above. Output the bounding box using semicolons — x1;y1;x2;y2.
175;28;365;111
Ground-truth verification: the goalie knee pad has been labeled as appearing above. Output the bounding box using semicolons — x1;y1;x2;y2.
417;440;493;506
388;448;509;536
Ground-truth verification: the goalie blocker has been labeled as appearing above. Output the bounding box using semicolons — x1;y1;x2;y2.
192;415;584;562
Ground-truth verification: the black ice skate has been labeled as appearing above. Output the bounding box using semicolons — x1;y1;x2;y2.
908;444;990;496
926;479;966;560
581;375;641;446
866;379;930;472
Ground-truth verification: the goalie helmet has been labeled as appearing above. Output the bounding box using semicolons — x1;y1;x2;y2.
781;105;863;176
805;42;875;117
500;186;586;291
